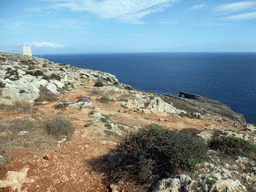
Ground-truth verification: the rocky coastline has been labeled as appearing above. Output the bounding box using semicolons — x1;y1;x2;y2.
0;52;256;191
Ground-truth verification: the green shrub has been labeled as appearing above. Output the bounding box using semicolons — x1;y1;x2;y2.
208;131;256;160
45;116;75;140
103;130;120;137
34;70;44;76
105;123;112;129
100;118;108;123
0;81;6;88
25;71;34;76
0;57;6;61
43;64;47;67
4;68;19;81
113;82;119;85
95;81;103;87
19;90;26;94
50;74;61;81
124;85;133;90
20;60;30;65
104;124;209;186
28;65;35;70
42;76;49;81
102;115;110;120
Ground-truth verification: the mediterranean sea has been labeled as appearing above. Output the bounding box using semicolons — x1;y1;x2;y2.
35;52;256;125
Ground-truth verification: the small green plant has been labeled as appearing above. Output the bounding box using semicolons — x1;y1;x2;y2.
42;75;49;81
19;90;26;94
43;64;47;67
85;123;93;127
124;85;133;90
20;60;30;65
45;116;75;140
0;57;6;61
105;123;112;130
95;81;103;87
100;118;108;123
113;82;119;85
102;115;110;120
34;70;44;76
50;73;61;81
0;81;6;88
28;65;35;70
103;130;120;137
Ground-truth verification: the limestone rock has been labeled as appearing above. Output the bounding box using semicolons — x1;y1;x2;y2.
0;165;34;192
147;97;185;114
67;101;93;109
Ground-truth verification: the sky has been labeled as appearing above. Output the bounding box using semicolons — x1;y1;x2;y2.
0;0;256;54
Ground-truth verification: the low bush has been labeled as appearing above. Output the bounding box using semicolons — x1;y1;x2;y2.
25;70;45;77
50;73;61;81
208;131;256;160
0;57;6;61
0;81;6;88
35;85;58;102
54;100;69;109
4;68;19;81
98;95;111;103
105;123;112;129
34;70;44;76
12;100;33;113
95;81;103;87
100;118;108;123
45;116;75;140
28;65;35;70
179;128;201;136
124;85;133;90
19;89;26;94
97;124;210;187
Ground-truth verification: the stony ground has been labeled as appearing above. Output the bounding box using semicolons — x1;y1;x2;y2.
0;52;256;192
0;77;249;192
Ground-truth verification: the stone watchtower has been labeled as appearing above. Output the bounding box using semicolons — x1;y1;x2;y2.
22;45;32;56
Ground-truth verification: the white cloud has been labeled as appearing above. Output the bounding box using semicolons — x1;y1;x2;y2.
214;1;256;13
19;8;42;15
189;3;206;10
48;0;179;24
159;21;178;25
31;42;65;48
221;11;256;20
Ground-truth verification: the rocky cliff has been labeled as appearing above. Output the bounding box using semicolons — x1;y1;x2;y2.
0;52;256;192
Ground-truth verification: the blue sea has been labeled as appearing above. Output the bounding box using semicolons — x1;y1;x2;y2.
35;52;256;125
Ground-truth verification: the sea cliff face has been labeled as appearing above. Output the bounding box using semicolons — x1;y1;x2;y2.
0;52;256;192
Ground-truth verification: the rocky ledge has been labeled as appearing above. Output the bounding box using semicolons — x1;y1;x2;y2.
0;52;255;192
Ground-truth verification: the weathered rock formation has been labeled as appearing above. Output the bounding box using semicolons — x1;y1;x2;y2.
157;92;247;127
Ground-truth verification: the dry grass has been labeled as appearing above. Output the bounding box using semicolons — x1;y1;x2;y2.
12;100;35;113
0;119;58;168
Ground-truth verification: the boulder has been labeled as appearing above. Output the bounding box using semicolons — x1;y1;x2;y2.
147;97;185;114
67;101;93;109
